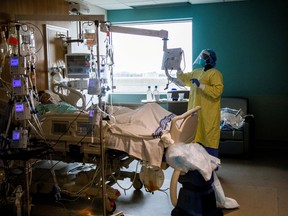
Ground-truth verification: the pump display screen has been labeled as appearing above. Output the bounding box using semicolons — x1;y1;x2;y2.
15;103;24;112
10;57;19;66
89;109;95;117
65;53;91;78
12;131;20;141
13;79;21;87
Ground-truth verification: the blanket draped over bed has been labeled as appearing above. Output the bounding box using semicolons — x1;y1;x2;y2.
106;103;175;167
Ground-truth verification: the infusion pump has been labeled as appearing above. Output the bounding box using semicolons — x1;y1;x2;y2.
10;56;26;75
11;128;28;149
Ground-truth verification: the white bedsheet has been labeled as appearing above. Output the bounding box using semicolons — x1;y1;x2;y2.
106;103;175;167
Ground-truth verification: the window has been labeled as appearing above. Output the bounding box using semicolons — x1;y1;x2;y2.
110;20;192;93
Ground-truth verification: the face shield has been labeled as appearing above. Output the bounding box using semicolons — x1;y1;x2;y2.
193;49;216;67
193;50;211;67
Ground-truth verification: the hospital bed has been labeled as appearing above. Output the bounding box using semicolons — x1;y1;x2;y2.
32;101;200;164
29;89;201;212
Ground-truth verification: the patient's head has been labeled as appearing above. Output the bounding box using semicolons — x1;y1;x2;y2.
39;91;58;104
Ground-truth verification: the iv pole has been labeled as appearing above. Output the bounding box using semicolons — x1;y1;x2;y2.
94;20;107;216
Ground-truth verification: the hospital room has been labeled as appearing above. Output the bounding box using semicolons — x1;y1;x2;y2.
0;0;287;215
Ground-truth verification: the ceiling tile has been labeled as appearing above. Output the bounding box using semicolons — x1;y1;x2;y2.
189;0;222;4
155;0;188;3
98;4;132;10
80;0;244;10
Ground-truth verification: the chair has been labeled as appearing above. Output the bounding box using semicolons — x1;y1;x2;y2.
219;97;254;158
167;93;254;158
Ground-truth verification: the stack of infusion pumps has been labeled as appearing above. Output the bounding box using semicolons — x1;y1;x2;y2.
10;55;31;149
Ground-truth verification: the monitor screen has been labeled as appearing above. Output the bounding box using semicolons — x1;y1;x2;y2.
15;103;24;112
12;131;20;141
65;53;91;79
13;78;22;88
10;57;19;66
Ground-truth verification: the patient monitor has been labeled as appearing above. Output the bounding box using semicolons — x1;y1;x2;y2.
65;53;91;79
161;48;185;88
161;48;183;71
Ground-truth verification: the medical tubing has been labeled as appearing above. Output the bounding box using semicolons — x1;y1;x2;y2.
165;68;185;88
98;104;114;122
26;95;44;137
49;155;58;185
170;169;181;207
31;113;45;137
4;103;13;137
0;77;12;92
110;160;141;192
27;120;46;141
60;166;101;197
18;21;44;54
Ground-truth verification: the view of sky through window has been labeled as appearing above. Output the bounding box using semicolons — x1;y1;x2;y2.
110;20;192;93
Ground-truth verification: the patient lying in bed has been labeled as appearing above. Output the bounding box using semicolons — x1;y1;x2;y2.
36;90;80;116
32;94;186;168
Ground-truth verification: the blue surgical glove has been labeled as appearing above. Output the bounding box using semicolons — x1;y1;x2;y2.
191;78;200;87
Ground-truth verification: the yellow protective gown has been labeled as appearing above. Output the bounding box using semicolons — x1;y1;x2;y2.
177;68;224;149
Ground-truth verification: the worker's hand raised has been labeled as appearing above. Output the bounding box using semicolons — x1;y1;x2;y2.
191;78;200;87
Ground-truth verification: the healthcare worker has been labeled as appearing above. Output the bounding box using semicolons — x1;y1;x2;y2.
170;49;224;216
177;49;224;157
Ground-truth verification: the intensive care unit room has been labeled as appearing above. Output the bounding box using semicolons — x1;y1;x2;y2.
0;0;287;216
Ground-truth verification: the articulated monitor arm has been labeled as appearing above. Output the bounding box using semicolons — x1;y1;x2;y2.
100;23;169;51
100;23;185;88
165;69;185;88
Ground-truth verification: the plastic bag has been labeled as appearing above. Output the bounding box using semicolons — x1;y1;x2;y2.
213;171;240;209
220;107;245;130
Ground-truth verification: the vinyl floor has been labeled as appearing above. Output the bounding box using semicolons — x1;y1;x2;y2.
3;149;288;216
